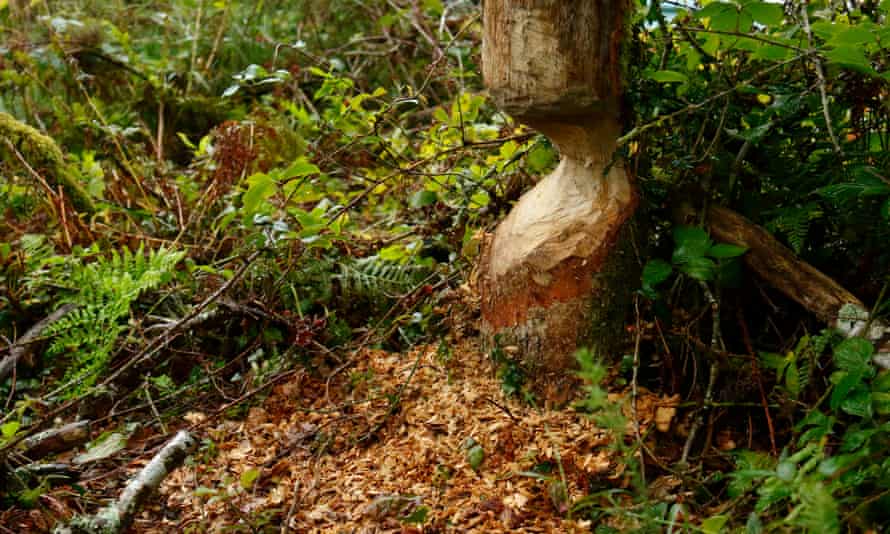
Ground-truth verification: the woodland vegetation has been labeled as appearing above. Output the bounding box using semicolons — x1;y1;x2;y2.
1;0;889;532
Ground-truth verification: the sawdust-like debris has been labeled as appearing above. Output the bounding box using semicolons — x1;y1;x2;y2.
146;342;636;532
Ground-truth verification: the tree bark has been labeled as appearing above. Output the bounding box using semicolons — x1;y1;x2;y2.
478;0;636;400
704;205;889;367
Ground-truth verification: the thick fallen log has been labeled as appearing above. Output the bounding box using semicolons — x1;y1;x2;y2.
55;430;196;534
0;304;77;384
704;205;889;365
20;420;91;462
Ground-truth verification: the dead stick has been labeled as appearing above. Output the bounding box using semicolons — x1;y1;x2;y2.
0;304;77;383
56;430;196;534
21;420;90;462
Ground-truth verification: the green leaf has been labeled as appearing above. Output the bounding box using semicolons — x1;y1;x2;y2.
281;158;320;179
830;27;876;47
744;2;783;26
831;370;865;410
648;70;688;84
708;243;748;259
242;173;276;217
409;190;438;208
701;514;730;534
785;359;801;398
873;391;890;416
467;444;485;471
527;143;555;173
824;46;876;75
698;3;739;32
402;505;429;524
841;388;873;418
642;259;673;288
820;173;890;203
672;226;713;263
1;421;20;439
834;338;875;373
679;256;717;281
240;467;260;489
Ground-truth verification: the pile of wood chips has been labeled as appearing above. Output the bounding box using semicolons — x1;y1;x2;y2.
145;343;651;532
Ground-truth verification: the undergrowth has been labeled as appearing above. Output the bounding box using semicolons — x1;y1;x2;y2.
0;0;888;532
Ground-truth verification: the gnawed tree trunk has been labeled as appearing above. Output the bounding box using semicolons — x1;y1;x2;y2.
477;1;637;399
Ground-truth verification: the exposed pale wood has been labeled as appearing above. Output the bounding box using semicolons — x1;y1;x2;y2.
477;0;636;398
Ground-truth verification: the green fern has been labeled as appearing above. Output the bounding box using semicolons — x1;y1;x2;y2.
42;245;185;395
337;256;427;301
766;203;823;254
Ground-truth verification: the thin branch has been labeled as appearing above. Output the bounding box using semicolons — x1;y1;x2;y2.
800;3;842;155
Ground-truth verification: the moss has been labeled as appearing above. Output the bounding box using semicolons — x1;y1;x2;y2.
0;112;96;214
583;216;640;361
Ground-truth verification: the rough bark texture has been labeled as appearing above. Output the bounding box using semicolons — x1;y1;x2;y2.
482;0;628;121
478;0;635;400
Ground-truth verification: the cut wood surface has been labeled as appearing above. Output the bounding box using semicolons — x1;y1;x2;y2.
477;0;636;395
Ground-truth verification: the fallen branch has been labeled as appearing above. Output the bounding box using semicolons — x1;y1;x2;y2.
55;430;196;534
0;304;77;384
705;205;889;366
21;420;90;462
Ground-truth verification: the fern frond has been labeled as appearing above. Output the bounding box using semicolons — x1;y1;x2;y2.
337;256;427;301
766;203;823;254
40;245;185;395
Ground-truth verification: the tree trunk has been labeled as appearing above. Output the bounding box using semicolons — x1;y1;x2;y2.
478;1;636;401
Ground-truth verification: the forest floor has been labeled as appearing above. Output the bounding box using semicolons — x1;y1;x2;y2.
113;340;674;533
152;341;612;532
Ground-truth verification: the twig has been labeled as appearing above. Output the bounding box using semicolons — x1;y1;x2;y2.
679;282;721;467
0;303;77;384
0;250;263;457
21;420;90;462
799;3;842;155
483;396;521;425
618;54;804;147
99;248;265;388
737;309;778;455
281;479;302;534
631;296;646;486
